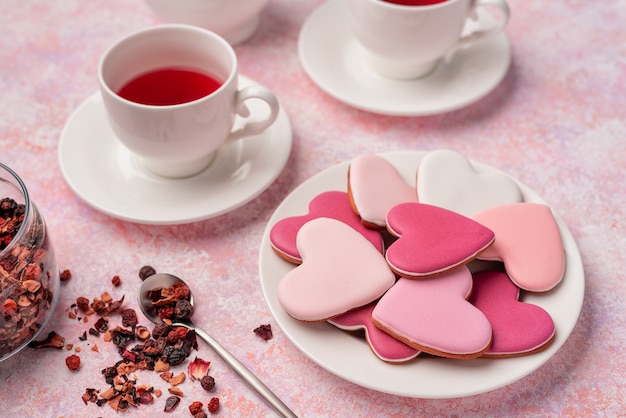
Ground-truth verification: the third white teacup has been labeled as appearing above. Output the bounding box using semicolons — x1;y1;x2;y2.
348;0;510;80
144;0;269;45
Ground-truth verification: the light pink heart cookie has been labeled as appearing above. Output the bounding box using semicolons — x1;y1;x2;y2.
472;203;565;292
329;302;420;363
469;270;556;357
372;267;492;359
386;202;495;278
417;149;523;217
348;154;418;229
278;218;396;322
269;191;384;264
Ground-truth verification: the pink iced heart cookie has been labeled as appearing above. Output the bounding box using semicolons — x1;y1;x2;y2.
372;267;492;359
348;154;418;229
472;202;565;292
469;270;556;358
277;218;396;322
417;149;523;217
385;202;495;278
269;191;384;264
329;302;420;363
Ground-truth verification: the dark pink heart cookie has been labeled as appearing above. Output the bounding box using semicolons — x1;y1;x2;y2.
329;302;420;363
469;270;556;358
269;191;384;264
386;202;495;278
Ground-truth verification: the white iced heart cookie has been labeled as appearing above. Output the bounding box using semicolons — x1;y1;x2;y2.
417;149;523;217
277;217;396;321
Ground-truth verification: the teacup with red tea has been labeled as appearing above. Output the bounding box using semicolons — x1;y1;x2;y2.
348;0;510;80
99;24;279;178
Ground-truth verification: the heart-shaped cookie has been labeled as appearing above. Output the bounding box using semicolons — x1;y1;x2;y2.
278;218;396;321
270;191;384;264
417;149;523;217
472;202;565;292
329;301;420;363
386;202;495;278
469;270;556;357
372;267;493;359
348;154;418;229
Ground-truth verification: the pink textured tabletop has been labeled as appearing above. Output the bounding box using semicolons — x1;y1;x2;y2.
1;0;624;416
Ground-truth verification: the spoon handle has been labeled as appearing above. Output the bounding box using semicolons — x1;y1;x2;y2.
192;326;298;418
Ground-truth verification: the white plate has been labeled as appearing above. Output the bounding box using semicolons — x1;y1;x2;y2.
298;0;511;116
259;151;584;398
59;76;292;225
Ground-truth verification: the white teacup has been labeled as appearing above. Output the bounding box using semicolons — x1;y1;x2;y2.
98;24;279;178
144;0;269;45
348;0;510;80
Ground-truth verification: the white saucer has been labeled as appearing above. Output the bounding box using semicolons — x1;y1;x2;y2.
58;76;292;225
298;0;512;116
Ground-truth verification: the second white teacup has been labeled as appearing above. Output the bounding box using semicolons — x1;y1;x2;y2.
348;0;510;80
98;24;279;178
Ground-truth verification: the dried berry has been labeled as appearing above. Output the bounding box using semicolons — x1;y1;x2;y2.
111;275;121;287
2;299;17;317
207;397;220;414
166;347;187;366
166;330;179;344
158;306;174;320
151;323;171;339
65;354;81;371
139;265;156;281
121;308;138;328
175;327;188;339
60;269;72;281
76;296;90;312
254;324;273;341
164;395;181;413
189;401;204;415
200;375;216;392
175;299;193;321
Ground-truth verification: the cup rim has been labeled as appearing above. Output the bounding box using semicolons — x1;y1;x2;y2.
370;0;457;10
97;23;237;109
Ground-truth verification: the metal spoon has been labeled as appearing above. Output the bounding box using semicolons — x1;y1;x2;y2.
139;273;297;418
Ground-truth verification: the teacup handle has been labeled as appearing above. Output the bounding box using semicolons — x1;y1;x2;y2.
229;85;280;141
458;0;510;48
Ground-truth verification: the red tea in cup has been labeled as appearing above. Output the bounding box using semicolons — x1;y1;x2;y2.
117;67;222;106
383;0;448;5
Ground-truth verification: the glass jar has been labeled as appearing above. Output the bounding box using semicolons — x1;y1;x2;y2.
0;163;59;362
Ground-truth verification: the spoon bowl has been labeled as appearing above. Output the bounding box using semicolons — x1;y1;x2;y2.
139;273;296;418
139;273;195;324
